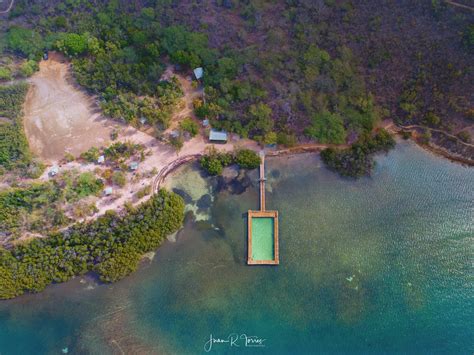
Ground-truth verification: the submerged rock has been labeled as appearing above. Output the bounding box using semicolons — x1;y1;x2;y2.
222;165;239;181
195;220;213;231
270;169;281;179
172;188;193;204
197;194;212;209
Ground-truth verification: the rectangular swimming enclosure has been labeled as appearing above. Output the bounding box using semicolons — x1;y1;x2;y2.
247;210;279;265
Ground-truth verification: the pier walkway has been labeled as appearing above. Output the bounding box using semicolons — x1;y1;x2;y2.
247;151;279;265
259;151;266;211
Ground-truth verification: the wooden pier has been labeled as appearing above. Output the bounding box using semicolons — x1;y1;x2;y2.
259;151;266;211
247;151;279;265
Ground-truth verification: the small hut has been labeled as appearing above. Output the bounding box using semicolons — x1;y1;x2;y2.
129;162;139;171
193;67;203;80
209;129;228;143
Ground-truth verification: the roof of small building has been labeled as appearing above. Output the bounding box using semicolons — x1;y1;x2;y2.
104;187;113;195
170;130;180;138
97;155;105;163
209;129;228;141
129;162;139;170
50;165;59;173
202;119;210;127
193;67;203;79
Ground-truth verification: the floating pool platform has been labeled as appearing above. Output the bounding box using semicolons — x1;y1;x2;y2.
247;152;279;265
247;210;279;265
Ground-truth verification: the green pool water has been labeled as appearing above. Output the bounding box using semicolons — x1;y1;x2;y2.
251;217;275;261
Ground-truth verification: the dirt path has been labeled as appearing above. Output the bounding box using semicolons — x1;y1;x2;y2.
444;0;474;11
23;53;115;162
164;68;202;133
0;0;14;14
87;133;259;218
396;124;474;148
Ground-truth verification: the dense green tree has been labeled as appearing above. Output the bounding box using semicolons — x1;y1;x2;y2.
305;111;346;144
235;149;260;169
248;103;273;135
0;83;31;169
321;129;395;177
0;190;184;299
6;27;43;58
55;33;90;56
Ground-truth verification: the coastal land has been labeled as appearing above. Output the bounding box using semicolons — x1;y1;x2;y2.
0;49;472;299
0;0;472;301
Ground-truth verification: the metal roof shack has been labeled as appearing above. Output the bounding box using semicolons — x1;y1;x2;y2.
104;187;113;196
169;130;180;139
209;129;228;143
129;162;139;171
97;155;105;164
193;67;203;80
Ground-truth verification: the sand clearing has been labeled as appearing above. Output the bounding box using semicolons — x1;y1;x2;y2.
23;53;114;162
22;52;259;222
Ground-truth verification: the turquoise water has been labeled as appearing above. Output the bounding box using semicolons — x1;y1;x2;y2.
0;141;473;354
251;217;275;261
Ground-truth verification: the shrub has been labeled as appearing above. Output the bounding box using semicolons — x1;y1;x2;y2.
264;131;277;145
70;172;104;200
235;149;260;169
419;129;432;144
19;60;38;77
199;147;233;175
135;185;152;199
457;131;471;143
112;171;127;187
180;117;199;137
104;142;143;161
277;132;297;147
0;67;12;81
169;134;184;151
424;112;441;127
80;147;100;162
64;152;75;162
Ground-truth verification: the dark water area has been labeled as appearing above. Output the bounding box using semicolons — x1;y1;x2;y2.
0;141;473;354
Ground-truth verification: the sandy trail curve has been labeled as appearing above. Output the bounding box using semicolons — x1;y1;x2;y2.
23;53;115;162
0;0;14;14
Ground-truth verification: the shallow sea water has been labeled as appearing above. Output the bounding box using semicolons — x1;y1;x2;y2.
0;141;472;354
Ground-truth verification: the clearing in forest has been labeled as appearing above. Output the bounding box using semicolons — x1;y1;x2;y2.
23;53;114;161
